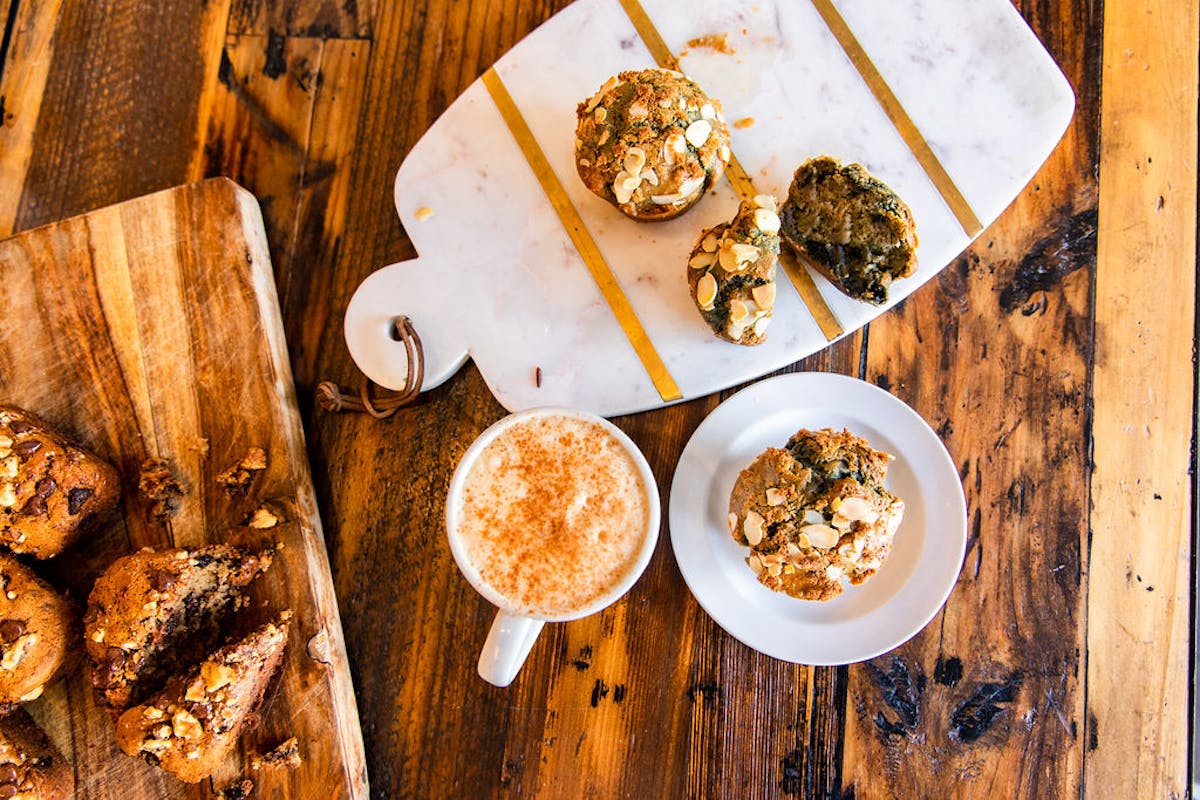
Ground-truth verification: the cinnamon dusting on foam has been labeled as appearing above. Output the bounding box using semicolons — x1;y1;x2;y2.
456;415;648;617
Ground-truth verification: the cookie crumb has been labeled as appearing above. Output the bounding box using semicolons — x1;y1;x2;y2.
217;448;268;496
414;206;435;221
250;736;301;771
534;367;542;388
218;778;254;799
138;458;184;519
734;116;756;129
685;32;735;54
245;504;280;530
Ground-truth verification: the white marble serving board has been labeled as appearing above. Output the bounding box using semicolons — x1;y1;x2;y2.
345;0;1074;417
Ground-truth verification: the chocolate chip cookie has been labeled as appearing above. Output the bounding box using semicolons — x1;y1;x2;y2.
0;553;75;707
0;708;73;798
687;194;781;345
84;545;274;714
779;156;918;304
728;428;904;601
575;68;731;221
115;614;290;783
0;405;121;559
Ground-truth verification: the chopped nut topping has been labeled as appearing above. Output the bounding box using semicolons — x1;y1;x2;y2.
172;708;203;739
728;512;739;534
0;457;17;479
765;487;786;506
153;724;173;740
91;628;106;643
701;232;720;252
747;553;764;576
594;106;607;123
184;681;206;703
689;251;716;270
700;103;716;120
622;147;646;175
143;706;165;720
719;144;731;162
202;661;237;692
19;685;43;702
0;483;14;508
752;315;771;336
612;171;642;205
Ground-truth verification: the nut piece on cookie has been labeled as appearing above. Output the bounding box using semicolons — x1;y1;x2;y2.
575;68;732;221
779;156;917;305
0;405;120;559
687;195;780;345
728;429;904;601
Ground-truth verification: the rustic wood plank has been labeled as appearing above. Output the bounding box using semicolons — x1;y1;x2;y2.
0;179;367;799
228;0;375;38
1083;0;1198;796
199;33;321;291
278;36;371;389
837;0;1104;794
6;0;230;234
0;0;64;236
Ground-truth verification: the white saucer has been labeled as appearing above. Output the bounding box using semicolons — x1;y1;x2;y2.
668;372;967;665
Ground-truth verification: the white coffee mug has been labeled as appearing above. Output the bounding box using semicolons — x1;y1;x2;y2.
445;407;660;687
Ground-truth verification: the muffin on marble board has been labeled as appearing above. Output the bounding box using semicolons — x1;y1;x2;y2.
0;405;121;559
779;156;918;305
0;553;76;709
0;707;74;798
728;428;904;601
84;544;274;715
687;194;781;345
575;68;731;221
115;614;291;783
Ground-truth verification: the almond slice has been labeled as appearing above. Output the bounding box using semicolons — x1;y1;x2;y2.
799;523;841;550
751;282;776;310
696;272;718;310
743;510;765;546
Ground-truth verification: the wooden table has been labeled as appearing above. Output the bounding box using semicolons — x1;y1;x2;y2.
1;0;1195;797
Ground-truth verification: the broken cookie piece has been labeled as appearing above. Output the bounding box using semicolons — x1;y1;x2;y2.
138;457;185;519
250;736;301;771
217;447;268;496
779;156;917;305
115;614;291;783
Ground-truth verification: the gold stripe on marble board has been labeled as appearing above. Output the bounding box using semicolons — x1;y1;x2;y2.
808;0;985;237
617;0;845;342
480;67;683;404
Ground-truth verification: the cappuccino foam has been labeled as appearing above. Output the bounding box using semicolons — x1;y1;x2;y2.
455;414;650;618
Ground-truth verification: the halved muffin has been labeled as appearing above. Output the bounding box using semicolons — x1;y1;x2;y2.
687;194;781;345
115;614;291;783
779;156;917;304
84;544;273;714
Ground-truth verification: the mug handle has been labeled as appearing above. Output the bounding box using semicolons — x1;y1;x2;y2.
478;610;545;687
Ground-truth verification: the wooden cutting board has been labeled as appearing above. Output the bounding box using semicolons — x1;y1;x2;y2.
344;0;1075;416
0;179;367;799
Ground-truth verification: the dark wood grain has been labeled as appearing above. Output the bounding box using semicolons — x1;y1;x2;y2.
0;0;1193;798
